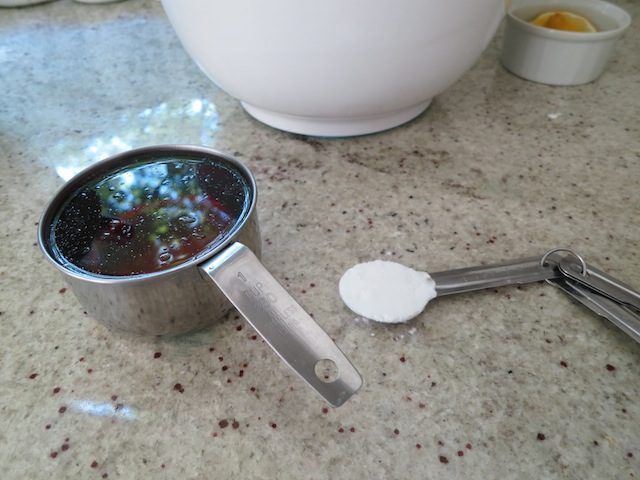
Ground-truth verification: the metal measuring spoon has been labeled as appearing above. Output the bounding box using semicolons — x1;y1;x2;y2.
340;250;640;346
340;254;560;324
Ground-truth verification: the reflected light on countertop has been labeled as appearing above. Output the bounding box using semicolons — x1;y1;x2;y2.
70;399;138;421
50;98;219;181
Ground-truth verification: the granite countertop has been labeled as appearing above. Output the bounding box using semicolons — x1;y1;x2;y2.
1;0;639;478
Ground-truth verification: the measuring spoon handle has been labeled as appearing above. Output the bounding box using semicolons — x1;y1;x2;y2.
548;276;640;344
430;255;559;297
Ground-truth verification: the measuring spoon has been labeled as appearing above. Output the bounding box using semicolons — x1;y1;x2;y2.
339;254;559;323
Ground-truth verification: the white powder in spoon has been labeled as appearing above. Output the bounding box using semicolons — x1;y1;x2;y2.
339;260;437;323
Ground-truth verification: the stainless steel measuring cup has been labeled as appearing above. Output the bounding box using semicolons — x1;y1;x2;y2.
38;145;362;406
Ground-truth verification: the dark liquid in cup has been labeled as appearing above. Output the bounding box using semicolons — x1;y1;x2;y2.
50;157;252;276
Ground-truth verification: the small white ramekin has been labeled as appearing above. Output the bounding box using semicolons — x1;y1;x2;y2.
501;0;631;86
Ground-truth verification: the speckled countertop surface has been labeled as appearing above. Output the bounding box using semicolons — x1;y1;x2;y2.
1;0;639;478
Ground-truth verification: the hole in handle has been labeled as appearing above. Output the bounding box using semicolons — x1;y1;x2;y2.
314;359;339;384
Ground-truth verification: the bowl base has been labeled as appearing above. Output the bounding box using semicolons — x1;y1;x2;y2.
241;100;432;137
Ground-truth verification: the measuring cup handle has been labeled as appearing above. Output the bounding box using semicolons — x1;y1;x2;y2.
200;242;362;407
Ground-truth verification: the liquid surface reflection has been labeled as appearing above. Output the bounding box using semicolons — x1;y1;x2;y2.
51;156;251;276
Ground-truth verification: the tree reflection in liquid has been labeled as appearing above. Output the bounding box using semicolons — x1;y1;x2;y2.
51;156;251;276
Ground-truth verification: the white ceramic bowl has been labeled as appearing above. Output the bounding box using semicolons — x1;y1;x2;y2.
161;0;507;136
501;0;631;86
0;0;53;6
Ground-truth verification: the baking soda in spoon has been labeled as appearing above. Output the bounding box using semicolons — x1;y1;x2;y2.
339;260;437;323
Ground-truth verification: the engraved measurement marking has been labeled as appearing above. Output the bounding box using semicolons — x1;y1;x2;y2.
238;273;301;335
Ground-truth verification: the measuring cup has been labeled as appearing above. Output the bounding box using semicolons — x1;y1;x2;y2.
38;145;362;406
